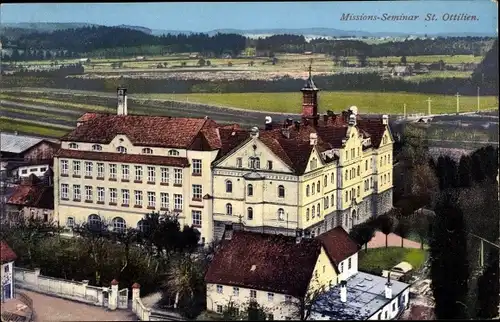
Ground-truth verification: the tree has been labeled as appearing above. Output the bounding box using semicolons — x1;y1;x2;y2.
412;209;432;249
181;61;187;67
349;223;375;252
400;55;407;65
286;274;327;320
378;60;384;68
411;163;439;205
429;191;469;319
438;59;446;71
332;56;340;66
163;254;204;311
414;62;422;70
357;54;367;67
476;250;499;318
206;60;211;66
220;299;271;320
227;61;233;67
248;60;254;67
394;217;411;248
110;227;138;273
197;58;206;67
457;155;473;188
374;211;399;248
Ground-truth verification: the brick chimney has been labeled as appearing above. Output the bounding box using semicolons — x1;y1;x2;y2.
340;280;347;303
385;273;393;299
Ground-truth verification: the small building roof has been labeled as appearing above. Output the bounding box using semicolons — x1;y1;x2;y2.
205;230;322;298
7;177;54;210
0;240;17;264
0;133;45;154
392;66;411;73
316;227;360;273
310;271;410;320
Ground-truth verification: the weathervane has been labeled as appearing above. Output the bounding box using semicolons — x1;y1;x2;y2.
308;58;313;78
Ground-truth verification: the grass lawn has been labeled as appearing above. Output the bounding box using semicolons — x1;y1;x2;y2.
0;117;70;138
0;94;113;112
0;106;76;122
137;91;498;114
358;247;427;276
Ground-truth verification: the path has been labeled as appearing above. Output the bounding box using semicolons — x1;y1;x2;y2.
367;231;423;249
18;290;137;321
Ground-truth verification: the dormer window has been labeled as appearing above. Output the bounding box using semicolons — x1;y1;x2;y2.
69;143;78;149
92;144;102;151
168;150;180;156
117;146;127;154
249;157;260;169
142;148;153;154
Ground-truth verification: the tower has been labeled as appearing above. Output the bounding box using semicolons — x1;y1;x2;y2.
301;63;319;124
117;87;128;115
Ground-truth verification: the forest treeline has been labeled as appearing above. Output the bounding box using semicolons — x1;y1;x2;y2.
0;25;495;60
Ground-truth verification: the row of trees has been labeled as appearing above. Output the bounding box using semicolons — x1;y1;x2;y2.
1;25;495;60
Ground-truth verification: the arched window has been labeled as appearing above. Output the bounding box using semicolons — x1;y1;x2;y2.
317;203;320;217
69;143;79;149
388;154;391;164
247;207;253;220
254;157;260;169
117;146;127;154
306;208;310;221
312;205;315;218
112;217;126;233
345;170;348;181
357;186;360;197
325;196;329;209
278;208;285;221
142;148;153;154
324;175;328;187
278;185;285;198
247;184;253;196
226;203;233;215
88;214;101;229
331;194;334;207
249;157;261;169
168;150;179;156
312;183;315;195
357;166;360;176
226;180;233;193
331;173;334;184
92;144;102;151
365;160;368;170
317;181;320;193
137;220;149;233
306;185;310;197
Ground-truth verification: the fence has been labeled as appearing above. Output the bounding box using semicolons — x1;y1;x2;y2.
131;284;185;321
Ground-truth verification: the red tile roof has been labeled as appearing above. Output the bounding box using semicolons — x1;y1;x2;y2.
0;241;17;264
62;114;219;150
215;112;387;175
205;231;322;298
7;183;54;210
316;226;360;273
55;149;189;167
77;112;103;123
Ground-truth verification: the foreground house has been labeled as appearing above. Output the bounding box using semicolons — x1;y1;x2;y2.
1;241;17;302
211;70;394;239
204;226;359;320
205;226;409;320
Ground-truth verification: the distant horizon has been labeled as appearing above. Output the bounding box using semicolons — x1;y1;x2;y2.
1;1;498;35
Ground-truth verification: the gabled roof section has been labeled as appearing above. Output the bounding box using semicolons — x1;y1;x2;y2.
61;114;220;149
316;226;360;273
7;180;54;210
1;241;17;264
205;231;322;298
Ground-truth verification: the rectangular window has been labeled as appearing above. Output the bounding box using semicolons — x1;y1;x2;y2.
147;166;155;183
109;164;117;179
110;188;117;204
66;217;75;227
233;287;239;296
392;302;396;311
174;169;183;185
85;161;93;177
268;293;274;301
135;190;143;206
236;157;242;168
122;164;129;180
268;160;273;170
73;161;81;176
161;167;169;184
216;305;223;314
174;194;183;210
73;185;81;200
216;285;223;294
122;189;130;205
97;163;104;178
192;210;202;226
97;187;105;202
85;186;93;201
135;166;143;182
160;192;169;209
348;258;352;269
192;184;202;200
340;262;344;273
192;159;202;175
61;184;69;199
21;169;28;174
147;191;156;208
250;290;257;299
61;160;68;175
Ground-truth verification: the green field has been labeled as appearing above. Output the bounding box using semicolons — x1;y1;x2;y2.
0;117;70;138
136;91;498;114
358;247;427;275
